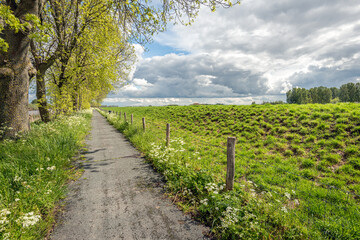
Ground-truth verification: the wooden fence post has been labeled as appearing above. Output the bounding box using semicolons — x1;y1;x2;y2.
166;123;170;146
131;114;133;124
226;137;236;191
124;112;126;122
142;117;146;131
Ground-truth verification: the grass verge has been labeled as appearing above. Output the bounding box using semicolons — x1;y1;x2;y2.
0;110;92;239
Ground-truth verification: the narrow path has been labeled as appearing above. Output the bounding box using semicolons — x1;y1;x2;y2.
50;110;209;240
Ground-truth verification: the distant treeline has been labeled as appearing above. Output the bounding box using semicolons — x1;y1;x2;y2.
286;82;360;104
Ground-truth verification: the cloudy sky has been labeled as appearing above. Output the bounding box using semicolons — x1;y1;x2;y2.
104;0;360;106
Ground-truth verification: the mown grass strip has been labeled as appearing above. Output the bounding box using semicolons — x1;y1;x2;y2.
0;110;92;239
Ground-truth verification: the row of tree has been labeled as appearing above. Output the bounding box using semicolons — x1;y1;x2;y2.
0;0;239;138
286;82;360;104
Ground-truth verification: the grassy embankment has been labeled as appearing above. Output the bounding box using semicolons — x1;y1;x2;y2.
0;110;92;239
101;103;360;239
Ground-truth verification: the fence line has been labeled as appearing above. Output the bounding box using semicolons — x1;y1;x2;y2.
104;109;359;196
102;109;359;235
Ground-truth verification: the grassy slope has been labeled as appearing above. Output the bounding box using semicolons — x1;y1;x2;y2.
103;104;360;239
0;111;91;239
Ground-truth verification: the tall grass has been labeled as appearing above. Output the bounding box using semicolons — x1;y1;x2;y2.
0;110;91;239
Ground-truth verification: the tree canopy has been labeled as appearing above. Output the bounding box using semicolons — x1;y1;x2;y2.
0;0;239;138
286;83;360;104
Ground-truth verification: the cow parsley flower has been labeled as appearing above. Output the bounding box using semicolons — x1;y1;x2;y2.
16;212;41;228
47;166;56;171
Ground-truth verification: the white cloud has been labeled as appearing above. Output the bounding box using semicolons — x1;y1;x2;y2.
111;0;360;102
102;96;286;106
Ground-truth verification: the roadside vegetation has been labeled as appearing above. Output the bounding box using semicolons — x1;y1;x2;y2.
0;110;91;239
102;103;360;239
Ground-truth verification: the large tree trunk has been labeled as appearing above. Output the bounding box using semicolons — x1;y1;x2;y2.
0;0;39;138
36;72;51;122
0;59;32;138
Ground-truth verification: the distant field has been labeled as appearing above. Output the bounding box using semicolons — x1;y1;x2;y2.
103;103;360;239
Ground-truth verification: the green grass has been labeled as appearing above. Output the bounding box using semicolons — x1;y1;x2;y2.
101;103;360;239
0;110;92;239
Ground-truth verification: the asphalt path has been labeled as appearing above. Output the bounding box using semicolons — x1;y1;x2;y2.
50;110;209;240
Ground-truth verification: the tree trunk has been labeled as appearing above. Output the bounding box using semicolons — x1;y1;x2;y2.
36;72;51;122
0;0;39;138
0;60;32;138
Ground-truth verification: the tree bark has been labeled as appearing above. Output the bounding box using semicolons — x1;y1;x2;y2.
36;72;51;122
0;0;38;138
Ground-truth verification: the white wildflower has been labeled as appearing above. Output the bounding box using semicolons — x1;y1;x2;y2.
281;207;288;213
14;175;22;182
0;209;10;216
200;199;208;206
3;232;10;240
0;209;10;225
45;190;52;195
15;198;20;202
47;166;56;171
221;206;239;228
16;212;41;228
284;192;291;199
